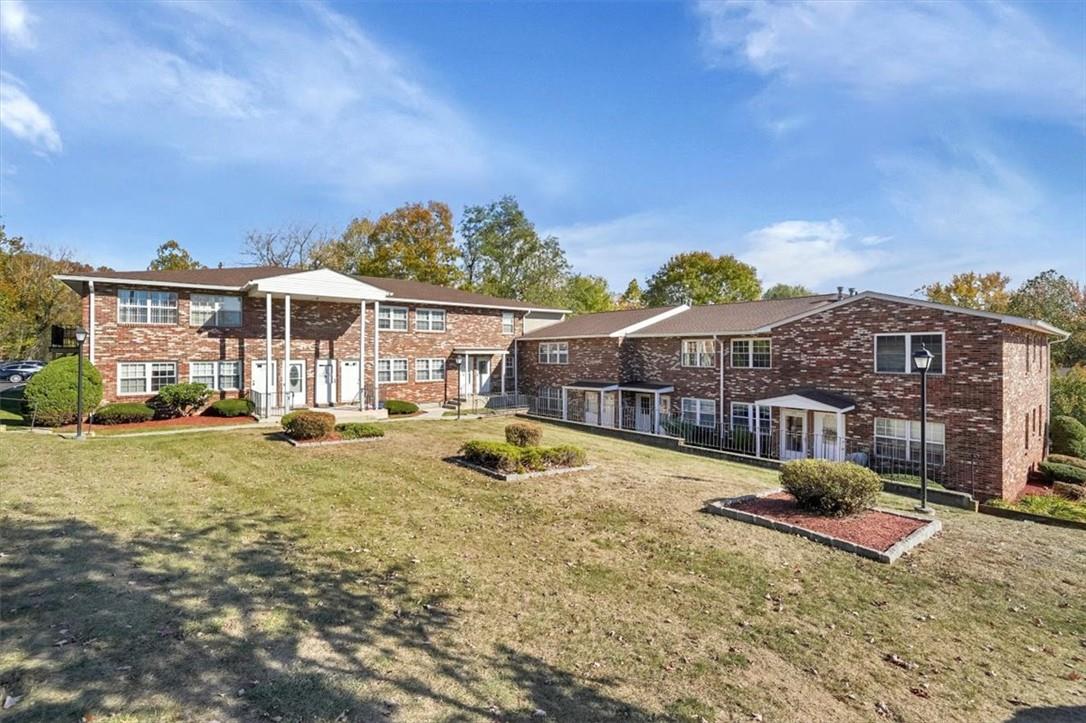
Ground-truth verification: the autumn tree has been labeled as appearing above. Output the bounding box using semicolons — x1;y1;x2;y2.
562;274;613;314
921;271;1010;312
148;240;203;271
353;202;461;285
458;196;570;306
307;217;375;274
1008;270;1086;367
241;224;333;268
643;251;761;306
763;283;814;300
617;278;644;309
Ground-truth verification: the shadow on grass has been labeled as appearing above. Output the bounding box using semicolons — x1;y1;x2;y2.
0;510;651;721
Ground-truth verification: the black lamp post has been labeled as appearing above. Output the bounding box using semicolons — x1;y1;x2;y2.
74;326;88;440
912;344;934;513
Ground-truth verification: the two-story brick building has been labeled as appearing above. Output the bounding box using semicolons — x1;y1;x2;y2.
516;292;1067;501
55;266;567;412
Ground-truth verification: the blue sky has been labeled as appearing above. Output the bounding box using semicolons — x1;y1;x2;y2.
1;0;1084;295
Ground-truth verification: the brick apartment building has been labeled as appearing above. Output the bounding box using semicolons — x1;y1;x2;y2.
516;292;1066;501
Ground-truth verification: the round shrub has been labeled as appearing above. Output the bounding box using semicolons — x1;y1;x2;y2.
505;421;542;447
384;399;419;416
205;398;255;417
282;410;335;440
1051;415;1086;458
23;356;103;427
152;382;211;418
335;422;384;439
1039;460;1086;485
94;402;154;425
780;459;882;517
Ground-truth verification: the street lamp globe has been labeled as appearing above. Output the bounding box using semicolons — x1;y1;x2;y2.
912;345;934;372
74;327;88;345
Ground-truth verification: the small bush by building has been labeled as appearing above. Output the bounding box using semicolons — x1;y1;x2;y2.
23;356;103;427
336;422;384;439
1039;460;1086;485
1051;415;1086;458
205;398;255;417
282;410;335;440
780;459;882;517
1053;481;1086;502
152;382;212;418
1046;453;1086;470
460;439;588;474
94;403;155;425
505;421;542;447
384;399;419;416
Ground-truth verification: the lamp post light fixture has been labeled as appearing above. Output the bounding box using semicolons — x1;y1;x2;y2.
73;326;88;440
912;344;934;513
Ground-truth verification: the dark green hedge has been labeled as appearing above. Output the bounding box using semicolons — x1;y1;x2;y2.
384;399;419;415
94;403;155;425
780;459;882;517
335;422;384;439
1052;416;1086;458
23;356;103;427
460;440;587;474
1046;454;1086;470
1039;460;1086;485
205;398;255;417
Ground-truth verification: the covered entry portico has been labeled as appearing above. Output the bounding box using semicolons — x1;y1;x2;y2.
754;388;855;461
452;347;511;398
557;380;674;432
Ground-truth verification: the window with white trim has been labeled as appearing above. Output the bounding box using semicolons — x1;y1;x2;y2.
378;306;408;331
502;311;515;335
729;402;772;431
874;417;946;466
190;294;242;327
731;338;771;368
875;333;944;374
681;339;714;367
190;360;241;390
415;308;446;332
538;342;568;364
415;358;445;382
377;357;408;383
681;397;716;428
118;361;177;395
118;289;178;325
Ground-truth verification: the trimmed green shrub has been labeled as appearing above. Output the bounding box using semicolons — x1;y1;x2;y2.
460;440;588;474
1039;460;1086;485
94;403;154;425
780;459;882;517
335;422;384;439
206;398;255;417
23;356;103;427
505;421;542;447
1053;481;1086;502
1046;454;1086;470
152;382;212;418
1051;415;1086;458
540;445;587;468
282;410;335;440
384;399;419;415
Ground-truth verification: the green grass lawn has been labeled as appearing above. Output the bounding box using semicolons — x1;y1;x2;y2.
2;418;1084;722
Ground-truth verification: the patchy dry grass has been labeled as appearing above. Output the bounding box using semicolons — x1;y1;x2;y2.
1;418;1084;722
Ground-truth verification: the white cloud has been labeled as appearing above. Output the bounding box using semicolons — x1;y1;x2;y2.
0;0;35;49
696;0;1086;124
740;219;885;287
0;73;61;154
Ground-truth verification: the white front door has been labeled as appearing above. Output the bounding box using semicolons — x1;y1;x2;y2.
315;359;336;406
635;394;653;432
252;359;278;408
584;392;600;425
286;360;306;409
601;392;616;428
812;412;843;460
476;358;492;394
459;355;472;396
340;359;361;406
780;409;806;460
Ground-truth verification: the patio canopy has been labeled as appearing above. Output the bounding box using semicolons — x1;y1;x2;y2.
619;381;675;393
452;347;510;355
562;380;620;391
755;388;856;413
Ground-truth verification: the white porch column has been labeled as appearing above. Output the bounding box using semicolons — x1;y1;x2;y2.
653;391;661;434
835;410;845;461
598;390;605;426
513;341;519;396
264;292;272;417
755;406;762;458
88;281;96;364
373;301;380;409
618;392;624;430
284;294;291;409
359;300;366;410
500;355;506;396
561;387;568;421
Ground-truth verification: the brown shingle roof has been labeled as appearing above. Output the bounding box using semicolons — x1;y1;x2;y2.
353;275;562;311
518;305;685;339
629;295;838;336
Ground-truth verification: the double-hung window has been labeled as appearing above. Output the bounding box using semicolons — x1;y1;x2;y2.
378;358;408;383
415;308;446;332
729;402;772;431
538;342;568;364
731;338;771;368
190;360;241;390
681;339;714;367
118;289;178;325
681;398;716;428
874;417;946;466
378;306;409;331
190;294;242;327
118;361;177;395
875;333;944;374
415;358;445;382
502;311;515;335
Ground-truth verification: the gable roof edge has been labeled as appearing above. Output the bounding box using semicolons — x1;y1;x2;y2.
608;304;690;337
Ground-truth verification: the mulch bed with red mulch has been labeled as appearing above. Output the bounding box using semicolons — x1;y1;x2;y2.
60;415;258;434
728;492;928;553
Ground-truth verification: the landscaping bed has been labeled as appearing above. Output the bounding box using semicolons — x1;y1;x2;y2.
279;412;385;446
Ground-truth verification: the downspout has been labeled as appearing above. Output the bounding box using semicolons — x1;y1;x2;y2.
87;280;96;364
715;335;723;442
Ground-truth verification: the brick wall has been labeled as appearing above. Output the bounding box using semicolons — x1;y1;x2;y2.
82;283;522;407
1001;328;1050;499
515;337;624;392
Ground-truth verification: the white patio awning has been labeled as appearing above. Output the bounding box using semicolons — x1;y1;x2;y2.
756;388;856;413
246;269;390;302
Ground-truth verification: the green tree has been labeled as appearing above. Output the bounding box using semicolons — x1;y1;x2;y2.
643;251;761;306
921;271;1010;312
307;217;375;274
358;202;461;285
562;274;613;314
617;278;644;309
148;240;203;271
458;196;570;305
1008;270;1086;367
763;283;814;300
1052;366;1086;427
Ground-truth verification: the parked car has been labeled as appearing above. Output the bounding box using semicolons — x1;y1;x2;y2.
0;361;45;384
